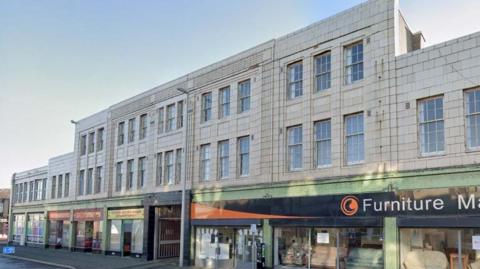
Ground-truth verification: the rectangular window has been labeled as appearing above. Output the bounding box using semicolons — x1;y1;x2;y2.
117;122;125;146
218;140;229;179
177;101;184;129
345;112;365;164
238;80;251;113
219;87;231;118
345;41;364;84
137;157;145;188
200;144;211;181
80;135;87;155
156;153;163;186
88;132;95;153
34;180;38;200
86;168;93;195
158;108;164;134
201;93;212;122
465;89;480;149
419;96;444;155
64;173;69;197
17;184;22;204
139;114;147;140
29;181;33;201
23;182;28;202
314;119;332;167
42;179;46;200
127;160;134;190
36;179;43;201
94;166;102;193
315;52;331;91
115;162;122;192
166;104;176;132
78;170;84;196
57;174;63;198
175;149;182;184
165;151;174;185
287;62;303;99
51;176;56;199
287;126;303;171
128;118;136;143
97;128;104;151
238;136;250;176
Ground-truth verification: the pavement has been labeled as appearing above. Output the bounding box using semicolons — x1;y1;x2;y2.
0;255;64;269
0;245;197;269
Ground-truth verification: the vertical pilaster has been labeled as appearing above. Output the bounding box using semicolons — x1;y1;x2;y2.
263;219;273;268
43;211;48;248
102;206;108;253
69;209;74;250
384;217;399;269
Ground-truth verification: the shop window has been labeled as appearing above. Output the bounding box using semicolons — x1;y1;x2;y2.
48;220;70;248
109;220;122;252
12;214;25;243
26;213;45;244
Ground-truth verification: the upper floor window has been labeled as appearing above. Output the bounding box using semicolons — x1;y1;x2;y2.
97;128;104;151
88;132;95;154
57;174;63;198
64;173;69;198
126;159;134;190
139;114;148;140
315;52;331;91
287;62;303;99
115;162;122;192
238;136;250;176
86;168;93;195
34;180;39;200
51;176;56;199
465;89;480;150
41;178;46;200
165;151;174;184
345;112;364;164
287;126;303;171
156;153;163;186
158;107;165;134
314;119;332;167
78;170;85;196
95;166;102;193
23;182;28;202
29;181;33;201
201;93;212;122
117;122;125;146
218;140;229;179
128;118;136;143
419;96;444;155
345;42;364;85
200;144;211;181
177;101;184;129
219;87;231;119
238;80;251;113
80;135;87;155
137;157;146;188
175;148;182;184
166;104;176;132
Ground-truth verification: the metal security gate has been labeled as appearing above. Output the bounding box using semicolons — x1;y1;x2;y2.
156;205;181;259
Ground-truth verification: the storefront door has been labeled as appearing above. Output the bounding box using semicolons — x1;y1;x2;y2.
156;205;181;259
123;220;132;256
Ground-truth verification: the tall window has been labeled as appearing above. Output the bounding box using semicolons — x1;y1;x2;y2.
137;157;146;188
419;96;444;155
238;80;251;113
51;176;56;199
42;179;46;200
314;119;332;167
97;128;104;151
218;140;229;179
219;87;230;118
201;93;212;122
128;118;136;143
64;173;69;197
127;160;134;190
287;126;303;171
156;153;163;186
80;135;87;155
345;112;365;164
200;144;211;181
287;62;303;99
166;104;176;131
86;168;93;195
115;162;122;192
345;41;364;84
139;114;147;140
315;52;331;91
158;108;164;134
29;181;33;201
57;174;63;198
117;122;125;146
165;151;174;185
78;170;85;196
88;132;95;153
34;180;39;200
95;166;102;193
177;101;184;129
18;184;22;203
238;136;250;176
465;89;480;149
24;182;28;202
175;149;182;184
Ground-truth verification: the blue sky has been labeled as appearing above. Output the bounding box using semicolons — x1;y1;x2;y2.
1;0;479;188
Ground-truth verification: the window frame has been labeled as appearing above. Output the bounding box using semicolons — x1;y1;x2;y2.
287;61;303;99
126;159;134;190
287;125;303;171
165;151;174;185
418;96;445;156
238;136;250;177
218;140;230;179
314;119;332;168
158;107;165;134
464;89;480;151
201;92;212;123
139;114;148;140
344;41;364;85
115;162;122;192
156;153;163;186
314;52;332;92
344;112;365;165
88;132;95;154
117;122;125;146
166;104;176;132
238;80;251;113
219;86;231;119
97;128;104;151
137;157;146;188
128;118;136;143
200;144;211;181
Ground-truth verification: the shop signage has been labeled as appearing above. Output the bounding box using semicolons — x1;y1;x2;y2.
73;209;103;221
107;208;144;220
48;211;70;220
192;186;480;219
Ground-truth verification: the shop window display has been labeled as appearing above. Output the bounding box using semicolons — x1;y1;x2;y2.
48;220;70;248
26;213;45;244
109;220;122;252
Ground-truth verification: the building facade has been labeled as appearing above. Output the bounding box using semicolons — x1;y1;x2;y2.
9;0;480;268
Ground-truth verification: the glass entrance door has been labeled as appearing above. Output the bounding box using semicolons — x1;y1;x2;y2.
235;228;260;269
123;220;133;256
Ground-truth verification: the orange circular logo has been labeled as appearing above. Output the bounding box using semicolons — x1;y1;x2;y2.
340;196;359;216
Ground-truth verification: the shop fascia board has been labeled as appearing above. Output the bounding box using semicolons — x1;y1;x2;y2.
192;166;480;202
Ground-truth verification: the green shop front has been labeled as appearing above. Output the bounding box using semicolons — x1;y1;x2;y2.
105;207;144;258
191;168;480;269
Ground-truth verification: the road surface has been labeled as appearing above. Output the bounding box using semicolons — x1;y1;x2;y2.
0;255;64;269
